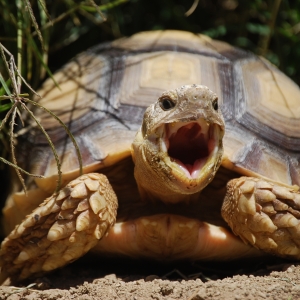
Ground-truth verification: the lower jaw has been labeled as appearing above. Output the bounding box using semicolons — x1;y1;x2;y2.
163;142;221;184
93;214;263;261
165;162;219;196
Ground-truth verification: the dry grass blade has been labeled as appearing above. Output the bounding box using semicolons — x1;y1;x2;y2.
0;40;80;194
0;156;44;178
0;39;40;97
0;46;12;88
185;0;199;17
9;106;26;192
1;0;131;196
31;5;81;36
9;57;20;94
0;43;63;193
0;102;17;131
20;102;62;192
23;0;45;50
1;43;20;95
6;283;37;296
37;0;52;23
14;68;41;98
24;98;83;176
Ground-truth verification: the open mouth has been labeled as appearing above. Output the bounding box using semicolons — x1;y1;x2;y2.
160;119;220;179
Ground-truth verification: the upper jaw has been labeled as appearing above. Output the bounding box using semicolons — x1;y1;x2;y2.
155;118;223;185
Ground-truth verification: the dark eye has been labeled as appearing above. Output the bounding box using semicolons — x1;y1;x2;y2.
212;98;218;110
159;97;175;111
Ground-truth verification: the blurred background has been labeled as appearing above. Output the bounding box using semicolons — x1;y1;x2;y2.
1;0;300;87
0;0;299;233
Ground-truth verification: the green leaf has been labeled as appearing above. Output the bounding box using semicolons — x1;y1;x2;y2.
0;103;12;112
0;76;11;96
246;23;271;36
203;25;227;38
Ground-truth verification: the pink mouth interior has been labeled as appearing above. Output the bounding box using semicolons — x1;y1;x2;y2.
168;123;209;174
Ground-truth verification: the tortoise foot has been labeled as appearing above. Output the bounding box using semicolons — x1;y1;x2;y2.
0;173;117;283
222;177;300;259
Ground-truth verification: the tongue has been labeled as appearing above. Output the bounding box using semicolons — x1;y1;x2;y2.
168;123;209;166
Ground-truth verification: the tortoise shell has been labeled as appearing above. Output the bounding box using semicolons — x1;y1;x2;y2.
5;30;300;235
23;30;300;191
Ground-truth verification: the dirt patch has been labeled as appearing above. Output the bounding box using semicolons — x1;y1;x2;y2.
1;256;300;300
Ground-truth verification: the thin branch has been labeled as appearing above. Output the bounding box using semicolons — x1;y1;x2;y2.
0;102;18;131
260;0;282;56
185;0;199;17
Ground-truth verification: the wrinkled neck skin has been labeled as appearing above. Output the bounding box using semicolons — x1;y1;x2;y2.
131;85;225;204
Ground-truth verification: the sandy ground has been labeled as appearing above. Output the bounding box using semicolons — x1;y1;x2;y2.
1;255;300;300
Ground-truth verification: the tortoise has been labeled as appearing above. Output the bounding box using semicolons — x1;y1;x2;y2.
1;30;300;283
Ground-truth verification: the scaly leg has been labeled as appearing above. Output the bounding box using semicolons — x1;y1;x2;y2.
222;176;300;259
0;173;118;283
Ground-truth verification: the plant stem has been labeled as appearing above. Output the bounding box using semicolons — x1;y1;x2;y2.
16;0;23;93
260;0;282;56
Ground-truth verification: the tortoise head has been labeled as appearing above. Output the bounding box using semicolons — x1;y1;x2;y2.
132;84;225;203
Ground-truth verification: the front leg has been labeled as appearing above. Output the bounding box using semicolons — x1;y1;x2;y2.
0;173;118;283
222;176;300;259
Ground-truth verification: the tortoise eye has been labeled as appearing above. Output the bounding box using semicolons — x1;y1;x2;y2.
159;97;175;111
212;98;218;111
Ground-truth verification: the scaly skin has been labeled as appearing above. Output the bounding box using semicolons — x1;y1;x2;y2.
0;174;117;283
222;177;300;259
